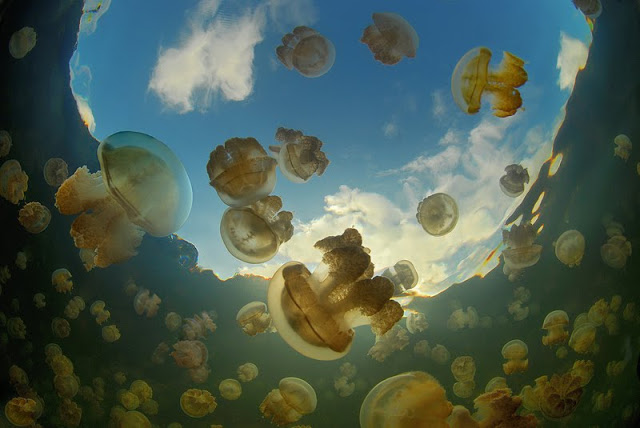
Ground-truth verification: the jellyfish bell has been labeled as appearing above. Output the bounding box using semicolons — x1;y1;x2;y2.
613;134;632;161
381;259;419;296
554;230;585;267
0;130;11;157
43;158;69;187
541;310;570;346
236;301;272;336
18;202;51;234
9;27;37;59
451;46;528;118
416;193;459;236
218;379;242;400
276;26;336;78
361;12;419;65
601;235;632;269
260;377;317;426
269;127;330;183
499;164;529;197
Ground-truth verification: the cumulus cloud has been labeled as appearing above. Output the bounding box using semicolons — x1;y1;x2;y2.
556;32;589;91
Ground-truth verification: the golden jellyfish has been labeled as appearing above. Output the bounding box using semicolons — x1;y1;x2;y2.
606;360;626;377
499;164;529;197
138;399;158;416
541;310;570;346
472;388;538;427
573;312;589;329
18;202;51;234
267;228;403;360
451;46;528;118
405;311;428;334
45;343;63;365
207;137;276;207
536;373;583;420
64;296;85;319
501;222;542;281
276;26;336;78
260;377;317;426
360;371;452;427
269;127;329;183
171;340;208;369
367;325;409;362
237;362;259;383
380;259;419;296
133;288;161;318
414;339;430;357
43;157;69;187
4;397;39;426
431;344;451;365
119;390;140;410
451;356;476;382
164;312;182;332
7;317;26;339
50;354;74;376
118;410;151;427
9;365;28;387
15;251;27;270
554;230;585;267
181;311;217;340
416;193;458;236
219;379;242;400
0;159;28;204
453;381;476;399
114;372;127;385
569;322;597;354
501;340;528;375
623;302;637;321
9;26;37;59
601;235;632;269
556;346;568;359
484;377;508;393
102;325;121;342
610;295;622;312
52;317;71;338
58;398;82;427
34;294;47;311
334;376;355;397
54;374;79;398
613;134;632;161
52;268;73;293
361;12;418;65
180;389;217;418
236;301;272;336
0;130;11;157
572;0;602;18
587;298;609;325
604;313;619;335
220;195;293;263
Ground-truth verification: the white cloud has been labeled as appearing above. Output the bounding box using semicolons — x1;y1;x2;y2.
74;95;96;133
148;0;266;112
382;121;398;138
556;32;589;91
438;129;462;145
431;90;447;119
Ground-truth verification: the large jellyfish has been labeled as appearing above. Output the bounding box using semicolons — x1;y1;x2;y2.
4;397;40;426
259;377;317;426
269;127;330;183
9;27;37;59
380;259;419;296
0;159;28;204
276;26;335;78
220;195;293;263
451;47;528;117
501;222;542;281
416;193;459;236
267;228;403;360
499;164;529;197
360;13;418;65
554;230;585;267
207;137;277;207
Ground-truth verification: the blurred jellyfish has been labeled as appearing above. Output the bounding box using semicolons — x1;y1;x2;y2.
571;360;595;386
171;340;208;369
339;362;357;379
259;377;317;426
367;325;409;362
405;311;428;334
556;346;568;359
587;298;609;325
451;46;528;117
7;317;27;339
484;377;508;393
361;13;418;65
0;130;11;157
43;158;69;187
180;389;217;418
453;380;475;399
164;312;182;332
472;389;538;426
0;160;28;204
51;317;71;339
569;322;597;354
334;376;355;397
133;288;161;318
414;339;430;358
501;222;542;281
501;339;528;374
52;269;74;293
151;342;169;365
276;26;335;78
431;344;450;365
9;27;37;59
555;230;585;267
447;306;479;330
416;193;458;236
380;259;419;296
15;251;27;270
237;363;259;383
218;379;242;400
269;127;329;183
499;164;529;197
572;0;602;18
623;302;637;321
220;195;293;263
610;295;622;312
33;293;46;309
592;389;613;412
613;134;632;161
451;356;476;382
601;235;632;269
536;373;583;419
18;202;51;234
541;310;570;346
102;325;121;342
171;236;198;270
181;311;216;340
236;302;272;336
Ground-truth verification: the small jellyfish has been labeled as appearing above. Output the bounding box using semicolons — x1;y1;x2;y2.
613;134;632;161
405;311;428;334
0;159;28;204
133;288;161;318
0;130;11;157
237;363;259;382
453;380;475;399
380;259;419;296
473;389;538;426
276;26;335;78
138;399;158;416
572;0;602;18
339;362;357;379
181;311;216;340
571;360;594;386
334;376;355;397
601;235;632;269
431;344;451;365
485;377;508;393
556;346;569;359
54;374;79;398
218;379;242;400
180;389;217;418
269;127;329;183
592;389;613;412
207;137;277;207
43;158;69;187
171;340;208;369
587;298;609;325
451;47;528;118
360;13;418;65
537;373;583;420
367;325;409;362
451;356;476;382
502;339;528;375
501;222;542;281
130;380;153;403
9;27;37;59
4;397;39;426
236;301;272;336
52;317;71;338
7;317;27;339
102;325;121;342
52;268;73;293
18;202;51;234
541;310;570;346
416;193;459;236
33;293;46;309
555;230;585;267
260;377;317;426
15;252;27;270
119;410;150;427
220;195;293;264
499;164;529;197
610;295;622;312
569;322;597;354
414;339;430;357
164;312;182;332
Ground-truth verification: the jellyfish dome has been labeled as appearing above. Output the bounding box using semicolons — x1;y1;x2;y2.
98;131;193;237
259;377;317;426
18;202;51;234
236;301;272;336
276;26;336;78
218;379;242;400
500;164;529;197
9;27;37;59
416;193;459;236
0;159;29;204
381;259;419;296
44;158;69;187
269;127;330;183
361;12;419;65
554;230;585;267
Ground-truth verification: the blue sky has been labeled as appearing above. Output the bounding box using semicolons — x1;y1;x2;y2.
72;0;591;294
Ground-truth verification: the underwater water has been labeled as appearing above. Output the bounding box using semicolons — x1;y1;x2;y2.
1;0;640;427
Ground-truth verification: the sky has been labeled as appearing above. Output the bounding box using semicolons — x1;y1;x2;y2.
71;0;591;295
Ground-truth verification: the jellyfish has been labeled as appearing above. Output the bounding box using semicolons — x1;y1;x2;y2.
406;311;428;334
50;354;74;376
451;356;476;382
472;388;538;427
220;195;293;263
556;346;568;359
431;344;451;365
260;377;317;426
276;26;335;77
360;371;452;427
181;311;217;340
236;301;272;336
180;389;217;418
133;288;161;318
119;390;141;410
58;398;82;427
7;317;26;339
9;365;29;387
151;342;169;365
269;127;330;183
604;313;619;335
613;134;632;161
380;259;419;296
367;325;410;362
606;360;626;377
52;268;73;293
501;222;542;281
360;12;418;66
207;137;277;207
485;377;508;393
15;251;27;270
171;340;208;369
64;297;84;320
601;235;632;269
554;230;585;267
33;293;46;309
587;298;609;325
623;302;637;321
52;317;71;338
502;339;528;375
536;373;583;420
0;130;11;157
44;158;69;187
453;381;475;399
572;0;602;18
267;228;403;360
219;379;242;400
4;397;39;426
237;363;259;382
541;310;570;346
334;376;355;397
138;399;158;416
54;374;79;398
414;339;431;357
610;295;622;312
17;202;51;234
102;325;121;342
44;343;63;365
114;372;127;386
164;312;182;332
592;389;613;412
507;300;530;322
451;47;528;118
569;322;597;354
90;301;110;325
0;159;28;204
118;410;150;427
447;306;479;330
8;27;37;59
416;193;458;236
499;164;529;197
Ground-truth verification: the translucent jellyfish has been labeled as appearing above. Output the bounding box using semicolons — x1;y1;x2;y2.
451;47;528;118
499;164;529;197
15;251;27;270
592;389;613;412
0;160;28;204
613;134;632;161
180;389;217;418
114;372;127;385
568;322;597;354
536;373;583;420
64;297;83;319
138;399;158;416
334;376;355;397
447;306;479;330
51;317;71;338
269;127;329;183
451;356;476;382
17;202;50;234
367;325;409;362
7;317;26;339
90;301;110;325
181;311;216;340
171;340;208;369
133;288;161;318
601;235;632;269
33;293;46;309
556;346;568;359
119;410;151;427
52;268;73;293
4;397;39;426
102;325;121;342
360;371;453;427
54;374;79;398
569;360;594;386
43;158;69;187
339;362;357;379
360;12;418;66
9;365;28;387
587;298;609;325
501;222;542;281
260;377;317;426
507;300;529;321
572;0;602;18
622;302;637;321
207;137;277;207
610;295;622;312
416;193;458;236
473;389;538;426
604;313;619;335
151;342;169;365
237;363;259;382
554;230;585;267
541;310;570;346
220;195;293;263
606;360;626;377
58;398;81;427
219;379;242;400
276;26;336;78
0;130;11;157
380;259;419;296
501;339;528;375
236;301;272;336
453;381;475;399
485;377;508;393
414;339;431;357
405;311;428;334
431;344;451;365
130;380;153;403
8;27;37;59
267;228;403;360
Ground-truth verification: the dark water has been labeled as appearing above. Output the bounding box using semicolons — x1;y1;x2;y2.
1;0;640;427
